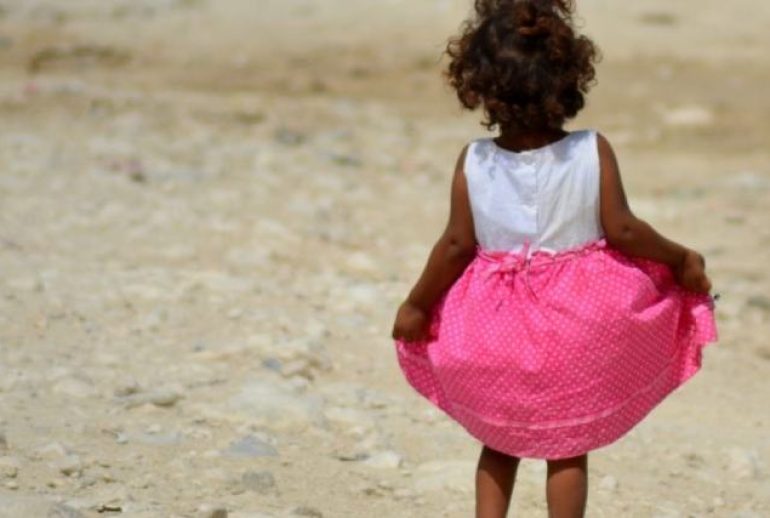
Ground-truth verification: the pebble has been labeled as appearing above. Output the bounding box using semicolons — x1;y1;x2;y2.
56;454;84;477
726;447;762;480
117;388;183;408
746;295;770;312
662;105;714;127
413;460;475;493
198;503;228;518
598;474;619;492
0;431;7;452
223;435;279;458
52;376;97;399
323;407;376;431
287;505;324;517
0;493;64;515
241;470;276;493
227;378;326;431
113;378;141;397
362;450;403;469
36;441;71;459
0;456;21;478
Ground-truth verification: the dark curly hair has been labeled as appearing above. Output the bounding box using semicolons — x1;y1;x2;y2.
445;0;599;131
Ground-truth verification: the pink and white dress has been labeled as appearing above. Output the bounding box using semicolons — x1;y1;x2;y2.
394;130;718;459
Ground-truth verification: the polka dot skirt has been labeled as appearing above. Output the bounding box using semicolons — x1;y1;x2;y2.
394;239;718;460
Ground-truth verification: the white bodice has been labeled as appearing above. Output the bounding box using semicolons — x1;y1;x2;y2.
464;129;604;254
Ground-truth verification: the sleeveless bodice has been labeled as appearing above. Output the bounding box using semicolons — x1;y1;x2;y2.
464;130;604;254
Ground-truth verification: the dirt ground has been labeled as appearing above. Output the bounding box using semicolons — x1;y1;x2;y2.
0;1;768;516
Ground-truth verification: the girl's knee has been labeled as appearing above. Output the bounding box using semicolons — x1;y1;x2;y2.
546;453;588;466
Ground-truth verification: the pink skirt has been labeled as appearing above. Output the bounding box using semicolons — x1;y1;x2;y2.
394;239;718;459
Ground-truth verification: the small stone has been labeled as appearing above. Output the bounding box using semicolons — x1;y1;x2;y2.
5;480;18;489
56;454;83;477
52;377;97;399
197;503;228;518
149;389;182;407
113;379;141;397
726;447;762;480
37;441;70;459
362;450;403;469
747;295;770;312
0;456;21;478
0;430;7;451
598;475;618;492
223;435;278;458
288;505;324;517
662;105;714;127
117;388;183;408
413;460;476;494
241;470;276;493
226;308;243;320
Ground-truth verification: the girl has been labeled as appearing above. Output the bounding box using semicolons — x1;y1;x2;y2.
391;1;718;517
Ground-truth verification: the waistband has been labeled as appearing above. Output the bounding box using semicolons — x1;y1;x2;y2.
476;238;608;272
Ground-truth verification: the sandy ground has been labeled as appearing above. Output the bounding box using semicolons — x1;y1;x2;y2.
0;1;768;516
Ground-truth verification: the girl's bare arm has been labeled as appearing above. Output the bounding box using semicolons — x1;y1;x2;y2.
597;133;711;293
392;145;478;340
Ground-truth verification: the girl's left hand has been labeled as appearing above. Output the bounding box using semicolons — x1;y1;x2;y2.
392;301;430;342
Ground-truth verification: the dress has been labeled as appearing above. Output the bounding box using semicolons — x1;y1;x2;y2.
394;130;718;460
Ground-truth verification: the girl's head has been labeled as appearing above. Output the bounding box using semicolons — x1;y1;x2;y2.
445;0;599;131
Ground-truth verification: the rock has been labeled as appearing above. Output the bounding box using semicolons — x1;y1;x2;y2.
332;451;369;462
116;388;183;408
413;460;475;494
222;435;278;458
197;503;228;518
662;105;714;127
36;441;70;459
323;407;376;431
28;44;131;73
598;474;618;492
113;378;141;397
0;456;21;478
65;484;130;513
651;507;681;518
129;431;182;446
0;493;83;516
747;295;770;312
0;431;7;451
343;251;379;276
726;447;762;480
268;338;333;381
287;505;324;517
227;379;326;431
55;454;83;477
47;503;86;518
362;450;403;469
52;377;97;399
241;470;276;494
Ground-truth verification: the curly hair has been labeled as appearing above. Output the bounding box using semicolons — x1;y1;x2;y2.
445;0;599;131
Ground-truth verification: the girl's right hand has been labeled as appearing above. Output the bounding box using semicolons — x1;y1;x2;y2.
675;249;712;294
392;301;431;342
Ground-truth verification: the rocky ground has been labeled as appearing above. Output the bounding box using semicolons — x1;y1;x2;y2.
0;1;768;516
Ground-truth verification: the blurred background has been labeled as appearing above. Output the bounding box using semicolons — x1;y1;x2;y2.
0;1;768;516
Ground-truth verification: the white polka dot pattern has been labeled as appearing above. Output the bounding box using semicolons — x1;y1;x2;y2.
394;239;718;460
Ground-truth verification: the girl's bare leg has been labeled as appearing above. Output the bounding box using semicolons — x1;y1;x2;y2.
475;445;521;518
546;453;588;518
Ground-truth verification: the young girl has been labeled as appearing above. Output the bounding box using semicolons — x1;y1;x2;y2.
391;1;718;517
